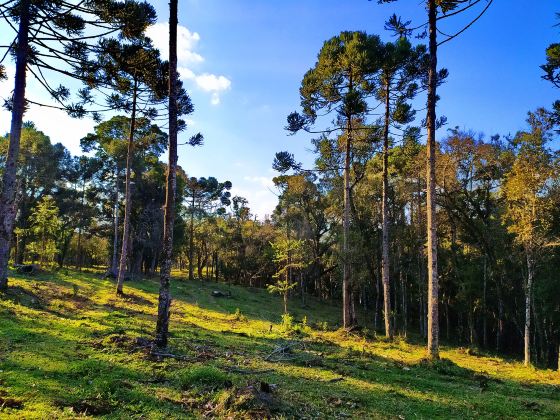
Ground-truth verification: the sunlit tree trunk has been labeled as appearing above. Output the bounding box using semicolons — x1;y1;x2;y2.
426;0;439;359
155;0;178;348
0;0;30;290
116;78;138;295
110;165;120;276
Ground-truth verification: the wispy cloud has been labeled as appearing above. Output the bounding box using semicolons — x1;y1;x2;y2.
147;23;231;106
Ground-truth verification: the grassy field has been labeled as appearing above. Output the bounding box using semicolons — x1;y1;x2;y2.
0;270;559;419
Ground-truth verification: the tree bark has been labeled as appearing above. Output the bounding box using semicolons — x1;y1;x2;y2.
342;123;353;328
110;165;120;276
116;79;138;295
524;249;534;367
155;0;178;349
188;196;195;280
381;80;393;339
0;0;30;290
426;0;440;359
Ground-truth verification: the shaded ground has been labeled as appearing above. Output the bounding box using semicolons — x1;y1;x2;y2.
0;270;559;419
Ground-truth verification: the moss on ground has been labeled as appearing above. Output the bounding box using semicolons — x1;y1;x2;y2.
0;270;558;418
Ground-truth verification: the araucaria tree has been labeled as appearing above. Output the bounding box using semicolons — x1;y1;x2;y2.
95;38;169;295
0;0;156;290
155;0;179;349
286;31;383;328
375;37;426;339
378;0;494;358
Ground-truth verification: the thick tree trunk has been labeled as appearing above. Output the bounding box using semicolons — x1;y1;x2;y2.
0;0;30;290
426;0;439;359
524;249;534;367
155;0;178;349
116;79;138;295
381;81;393;339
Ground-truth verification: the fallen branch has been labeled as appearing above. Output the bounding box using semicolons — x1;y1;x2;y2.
225;367;275;375
150;351;194;361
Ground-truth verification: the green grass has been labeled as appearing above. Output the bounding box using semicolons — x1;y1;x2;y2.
0;269;559;419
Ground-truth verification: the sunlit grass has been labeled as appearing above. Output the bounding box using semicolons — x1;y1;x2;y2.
0;269;558;418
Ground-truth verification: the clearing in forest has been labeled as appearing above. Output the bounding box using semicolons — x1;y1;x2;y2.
0;270;559;418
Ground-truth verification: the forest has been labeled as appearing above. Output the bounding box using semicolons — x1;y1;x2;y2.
0;0;559;418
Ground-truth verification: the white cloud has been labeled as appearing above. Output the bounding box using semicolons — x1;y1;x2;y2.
146;23;231;106
146;23;203;64
195;73;231;92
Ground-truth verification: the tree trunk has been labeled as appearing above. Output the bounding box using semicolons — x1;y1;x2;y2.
110;165;120;276
524;249;534;366
342;120;353;328
0;0;30;290
155;0;178;349
482;256;488;348
76;178;86;271
381;80;393;339
426;0;440;360
116;79;138;295
188;196;195;280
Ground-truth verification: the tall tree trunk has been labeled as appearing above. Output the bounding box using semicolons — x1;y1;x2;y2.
155;0;178;349
188;196;195;280
110;165;120;276
524;249;534;366
0;0;30;290
426;0;439;359
381;80;393;339
342;124;353;328
116;79;138;295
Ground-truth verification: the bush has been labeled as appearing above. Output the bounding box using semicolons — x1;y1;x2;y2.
281;313;294;332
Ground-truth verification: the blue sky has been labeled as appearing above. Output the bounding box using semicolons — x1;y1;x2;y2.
1;1;559;217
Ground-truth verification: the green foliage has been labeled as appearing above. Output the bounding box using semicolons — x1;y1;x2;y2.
502;110;558;250
27;196;62;266
281;312;294;332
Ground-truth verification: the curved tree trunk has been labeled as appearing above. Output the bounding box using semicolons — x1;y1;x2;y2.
426;0;440;359
116;79;138;295
155;0;178;348
0;0;30;290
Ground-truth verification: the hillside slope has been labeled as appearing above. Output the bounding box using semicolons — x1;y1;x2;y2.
0;270;559;419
